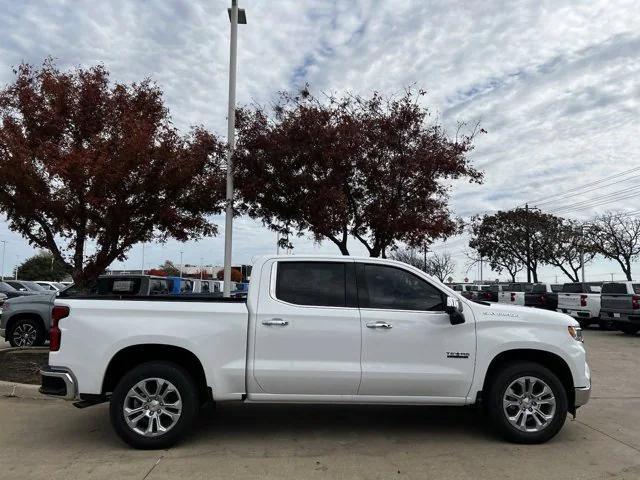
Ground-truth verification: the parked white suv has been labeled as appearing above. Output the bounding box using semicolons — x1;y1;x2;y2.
41;256;591;449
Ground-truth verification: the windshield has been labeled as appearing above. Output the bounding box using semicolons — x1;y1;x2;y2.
21;281;45;291
602;283;629;294
0;281;17;292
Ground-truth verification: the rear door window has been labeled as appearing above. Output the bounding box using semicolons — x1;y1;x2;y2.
562;283;584;293
276;262;347;307
634;284;640;294
551;284;563;292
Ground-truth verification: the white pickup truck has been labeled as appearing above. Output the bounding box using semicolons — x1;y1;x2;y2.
41;256;591;449
556;282;603;328
498;283;533;306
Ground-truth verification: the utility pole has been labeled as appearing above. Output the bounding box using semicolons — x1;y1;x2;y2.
579;224;586;282
179;251;184;277
479;256;483;282
222;0;247;298
525;204;531;283
0;240;6;281
141;243;145;274
423;244;427;272
200;257;204;281
14;255;19;280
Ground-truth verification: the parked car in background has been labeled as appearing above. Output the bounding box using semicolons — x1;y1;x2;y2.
557;282;603;329
5;280;46;293
1;281;39;300
36;281;66;291
41;255;590;448
599;282;640;335
525;284;563;311
0;290;57;347
476;284;507;302
450;283;474;299
96;275;173;296
498;283;533;305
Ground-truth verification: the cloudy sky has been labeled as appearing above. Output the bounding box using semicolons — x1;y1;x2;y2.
1;0;640;282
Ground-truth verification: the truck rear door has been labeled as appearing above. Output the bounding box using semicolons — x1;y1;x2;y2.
252;260;361;395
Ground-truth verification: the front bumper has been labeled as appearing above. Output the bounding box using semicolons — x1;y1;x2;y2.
575;383;591;407
39;366;78;400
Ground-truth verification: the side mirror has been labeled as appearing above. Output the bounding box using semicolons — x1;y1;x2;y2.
445;296;465;325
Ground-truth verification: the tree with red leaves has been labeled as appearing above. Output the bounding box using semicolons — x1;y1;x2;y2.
235;87;483;256
0;60;226;289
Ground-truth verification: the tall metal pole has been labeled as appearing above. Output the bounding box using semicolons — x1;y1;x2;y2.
580;225;586;282
179;251;184;277
223;0;240;298
525;204;531;283
141;243;145;274
0;240;6;281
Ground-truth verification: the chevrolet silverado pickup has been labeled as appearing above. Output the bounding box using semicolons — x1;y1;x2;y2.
498;283;533;305
525;283;563;311
599;281;640;335
40;255;591;449
557;282;603;329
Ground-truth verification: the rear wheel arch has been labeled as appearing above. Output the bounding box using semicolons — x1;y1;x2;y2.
102;344;211;404
481;349;575;409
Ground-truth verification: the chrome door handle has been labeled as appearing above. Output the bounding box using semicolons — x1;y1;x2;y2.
262;319;289;326
366;321;393;329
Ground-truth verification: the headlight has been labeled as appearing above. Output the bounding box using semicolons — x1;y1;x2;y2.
568;325;583;342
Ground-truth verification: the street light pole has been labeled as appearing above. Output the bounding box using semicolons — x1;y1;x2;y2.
0;240;6;281
223;0;246;298
179;251;184;277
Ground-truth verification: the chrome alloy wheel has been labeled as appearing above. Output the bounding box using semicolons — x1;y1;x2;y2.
123;378;183;437
503;376;557;432
12;323;37;347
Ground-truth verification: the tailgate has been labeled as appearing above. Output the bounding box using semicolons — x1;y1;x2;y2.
601;294;633;312
557;293;580;309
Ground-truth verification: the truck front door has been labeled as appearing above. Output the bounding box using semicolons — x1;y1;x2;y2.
356;262;476;400
252;260;361;395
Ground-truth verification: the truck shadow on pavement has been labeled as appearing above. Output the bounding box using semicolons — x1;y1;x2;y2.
181;403;496;452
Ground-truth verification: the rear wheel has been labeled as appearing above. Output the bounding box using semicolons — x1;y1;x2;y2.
619;324;640;335
8;318;45;347
110;361;199;449
486;362;568;444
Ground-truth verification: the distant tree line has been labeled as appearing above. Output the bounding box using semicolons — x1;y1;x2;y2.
469;209;640;281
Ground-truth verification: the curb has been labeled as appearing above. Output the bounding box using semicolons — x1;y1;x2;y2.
0;380;58;400
0;347;57;400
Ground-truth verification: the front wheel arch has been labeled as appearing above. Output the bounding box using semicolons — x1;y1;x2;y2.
481;349;575;411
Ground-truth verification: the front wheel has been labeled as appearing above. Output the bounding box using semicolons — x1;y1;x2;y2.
486;362;568;444
110;361;199;449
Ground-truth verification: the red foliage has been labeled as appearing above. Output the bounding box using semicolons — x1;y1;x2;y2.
147;269;168;277
235;86;484;256
0;60;226;288
216;268;242;282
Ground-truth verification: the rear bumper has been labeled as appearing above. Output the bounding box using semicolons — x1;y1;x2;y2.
39;366;78;400
600;311;640;324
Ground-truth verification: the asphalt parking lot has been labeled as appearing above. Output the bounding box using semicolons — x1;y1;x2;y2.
0;329;638;480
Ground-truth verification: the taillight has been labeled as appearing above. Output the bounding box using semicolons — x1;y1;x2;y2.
580;295;587;307
540;295;546;303
510;292;516;302
632;295;640;310
50;305;70;352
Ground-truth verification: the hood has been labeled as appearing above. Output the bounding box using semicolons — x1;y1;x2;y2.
465;299;578;327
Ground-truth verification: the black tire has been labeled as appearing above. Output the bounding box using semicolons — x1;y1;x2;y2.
598;320;615;331
486;362;568;444
110;361;199;449
619;324;640;335
8;317;45;347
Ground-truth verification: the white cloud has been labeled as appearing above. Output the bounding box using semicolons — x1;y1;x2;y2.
1;0;640;281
